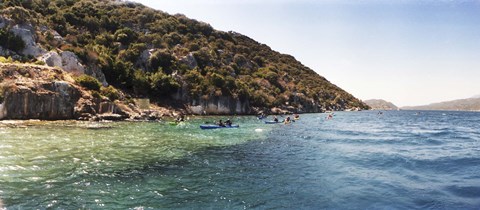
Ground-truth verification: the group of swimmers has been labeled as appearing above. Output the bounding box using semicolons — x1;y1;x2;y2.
271;113;300;124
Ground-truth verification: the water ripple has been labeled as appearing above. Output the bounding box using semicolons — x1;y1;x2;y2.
1;111;480;209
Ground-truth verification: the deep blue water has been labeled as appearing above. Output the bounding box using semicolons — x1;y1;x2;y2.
1;110;480;209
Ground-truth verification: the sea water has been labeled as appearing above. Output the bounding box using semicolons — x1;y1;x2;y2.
0;111;479;209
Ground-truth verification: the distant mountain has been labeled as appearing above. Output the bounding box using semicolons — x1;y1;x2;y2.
402;97;480;111
364;99;398;110
471;94;480;99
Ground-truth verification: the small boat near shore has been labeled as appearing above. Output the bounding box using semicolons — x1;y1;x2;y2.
200;124;240;130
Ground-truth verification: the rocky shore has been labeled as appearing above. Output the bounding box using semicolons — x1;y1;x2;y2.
0;63;181;121
0;63;364;122
0;64;297;122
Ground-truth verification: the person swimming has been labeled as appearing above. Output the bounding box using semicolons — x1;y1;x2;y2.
284;116;291;124
273;116;279;122
326;113;333;120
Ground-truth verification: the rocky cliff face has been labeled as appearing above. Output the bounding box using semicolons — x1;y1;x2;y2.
0;64;174;121
187;96;251;115
0;64;80;120
1;81;80;120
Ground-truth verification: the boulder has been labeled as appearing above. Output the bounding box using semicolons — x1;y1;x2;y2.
38;51;85;75
60;51;85;74
39;51;62;67
10;24;46;57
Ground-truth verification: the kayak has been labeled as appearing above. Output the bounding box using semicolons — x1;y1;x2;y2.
200;124;239;130
294;117;300;120
264;121;281;124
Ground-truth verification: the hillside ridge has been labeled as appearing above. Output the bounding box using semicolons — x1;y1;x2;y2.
402;97;480;111
0;0;368;119
364;99;398;110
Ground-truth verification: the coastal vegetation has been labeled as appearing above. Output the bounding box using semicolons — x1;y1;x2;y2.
0;0;368;116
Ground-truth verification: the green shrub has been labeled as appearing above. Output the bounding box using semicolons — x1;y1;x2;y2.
0;56;14;63
149;50;175;74
114;28;137;45
209;73;224;87
149;71;180;96
91;90;101;98
75;74;101;91
132;70;150;95
101;85;121;101
34;60;46;65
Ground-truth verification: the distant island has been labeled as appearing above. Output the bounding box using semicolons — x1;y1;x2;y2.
401;96;480;111
364;99;398;110
0;0;368;121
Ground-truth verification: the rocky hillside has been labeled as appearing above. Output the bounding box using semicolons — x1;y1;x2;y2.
364;99;398;110
402;97;480;111
0;0;368;117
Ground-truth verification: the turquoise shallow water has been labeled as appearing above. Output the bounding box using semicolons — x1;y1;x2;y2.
1;111;480;209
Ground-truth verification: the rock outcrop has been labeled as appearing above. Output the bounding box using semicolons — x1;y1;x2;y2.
0;64;178;121
84;65;108;87
1;81;81;120
39;51;86;75
10;24;46;57
1;18;108;86
60;51;85;74
179;53;198;69
0;64;81;120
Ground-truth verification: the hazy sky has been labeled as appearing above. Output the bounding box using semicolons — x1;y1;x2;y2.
132;0;480;106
